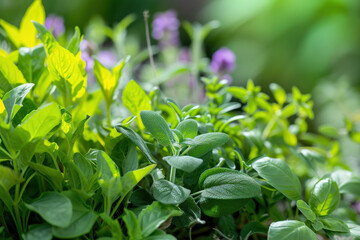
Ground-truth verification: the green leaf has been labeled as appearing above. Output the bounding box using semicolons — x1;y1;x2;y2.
145;229;177;240
32;21;57;54
200;198;249;217
201;172;261;200
140;110;175;146
166;98;183;120
173;197;202;227
121;164;156;199
67;26;82;55
152;179;190;205
2;83;34;122
17;46;46;84
122;209;143;240
311;218;324;232
163;156;203;173
309;178;340;216
270;83;286;105
198;167;239;187
325;221;360;240
240;222;268;240
122;80;151;130
15;102;61;143
0;57;28;99
296;200;316;222
52;211;98;238
268;220;318;240
0;184;14;212
99;213;124;239
28;162;63;190
188;132;229;157
96;150;122;201
25;192;72;228
176;119;198;139
0;165;22;191
23;224;52;240
320;216;349;233
252;157;302;200
94;59;125;105
47;45;86;103
139;201;182;237
116;125;156;163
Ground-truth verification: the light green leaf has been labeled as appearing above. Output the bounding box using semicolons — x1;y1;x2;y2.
152;179;190;205
25;192;72;228
94;59;125;105
28;162;63;190
0;165;22;191
122;209;143;240
163;156;202;173
47;45;86;103
67;26;82;55
17;46;46;84
139;201;182;237
140;110;175;146
268;220;318;240
252;157;302;200
3;83;34;122
122;80;151;130
270;83;286;105
188;132;229;157
23;224;52;240
296;200;316;222
32;21;57;54
0;56;27;97
309;178;340;216
176;119;198;139
201;172;261;200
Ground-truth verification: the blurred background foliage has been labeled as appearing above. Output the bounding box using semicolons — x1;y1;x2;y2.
1;0;360;172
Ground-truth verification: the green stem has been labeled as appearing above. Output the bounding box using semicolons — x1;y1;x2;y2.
106;102;112;127
262;117;277;139
12;156;23;234
169;167;176;183
17;173;36;203
110;195;125;218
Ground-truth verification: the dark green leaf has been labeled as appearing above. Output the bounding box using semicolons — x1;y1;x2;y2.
268;220;318;240
320;216;349;233
200;198;249;217
152;179;190;205
123;209;143;240
163;156;202;173
188;132;229;157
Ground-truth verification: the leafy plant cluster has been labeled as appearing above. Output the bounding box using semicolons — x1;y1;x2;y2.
0;1;359;240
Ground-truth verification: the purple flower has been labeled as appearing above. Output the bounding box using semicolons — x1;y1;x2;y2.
353;202;360;214
152;10;180;47
210;47;236;74
81;51;94;72
97;50;118;68
44;14;65;38
179;48;191;63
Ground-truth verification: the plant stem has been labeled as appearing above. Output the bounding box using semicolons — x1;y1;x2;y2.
169;166;176;183
262;117;277;139
143;10;158;85
106;102;111;127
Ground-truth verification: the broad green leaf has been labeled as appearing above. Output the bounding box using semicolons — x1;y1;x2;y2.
52;211;98;238
309;178;340;216
47;45;86;104
32;21;57;54
320;216;349;233
94;59;125;105
15;103;61;142
99;213;124;239
325;221;360;240
200;198;249;217
268;220;318;240
122;80;151;130
145;229;177;240
252;157;302;200
0;165;22;191
121;164;156;199
28;162;63;190
17;46;46;84
0;56;27;97
218;215;237;239
163;156;203;173
227;87;247;102
23;224;52;240
331;170;360;197
296;200;316;222
270;83;286;105
152;179;190;205
176;119;198;139
311;218;324;232
198;167;239;187
19;0;45;47
96;150;122;201
140;110;175;146
12;98;37;126
201;172;261;200
116;125;156;163
25;192;72;228
123;142;138;174
2;83;34;122
122;209;143;240
139;201;182;237
188;132;229;157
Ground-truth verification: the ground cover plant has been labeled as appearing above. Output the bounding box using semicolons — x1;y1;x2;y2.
0;1;359;239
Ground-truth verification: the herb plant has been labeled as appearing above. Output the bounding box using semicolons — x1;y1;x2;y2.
0;1;359;240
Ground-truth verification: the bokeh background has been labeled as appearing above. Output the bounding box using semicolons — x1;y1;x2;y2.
1;0;360;171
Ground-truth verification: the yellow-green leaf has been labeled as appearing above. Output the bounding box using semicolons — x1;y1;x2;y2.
0;56;27;97
48;45;87;104
0;20;21;48
19;0;45;47
122;80;151;130
94;59;125;105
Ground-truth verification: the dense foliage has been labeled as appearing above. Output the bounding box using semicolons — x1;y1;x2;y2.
0;1;359;239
